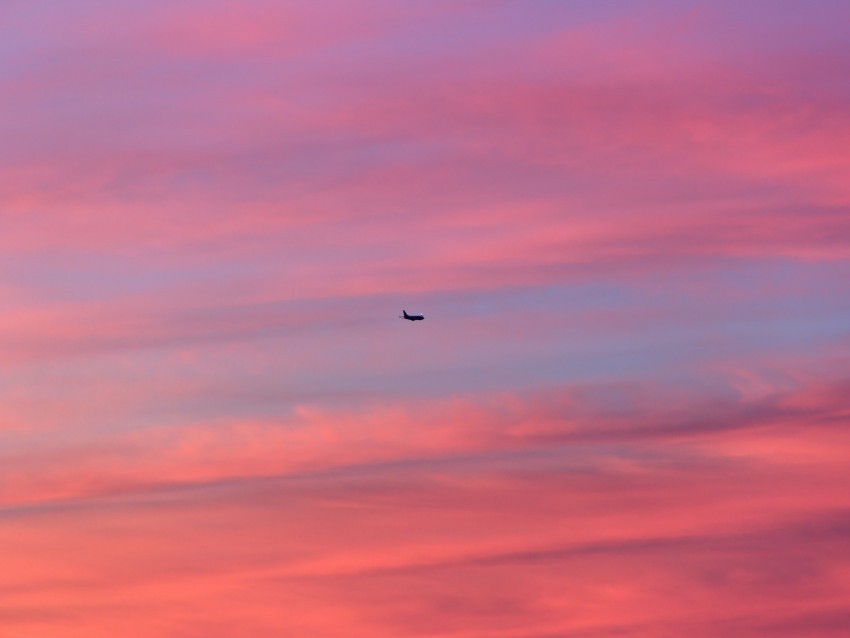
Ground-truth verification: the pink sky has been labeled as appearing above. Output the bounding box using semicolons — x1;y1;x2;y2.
2;1;850;635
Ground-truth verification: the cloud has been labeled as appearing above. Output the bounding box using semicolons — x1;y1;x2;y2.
3;372;849;507
1;1;849;635
2;2;848;279
3;427;848;636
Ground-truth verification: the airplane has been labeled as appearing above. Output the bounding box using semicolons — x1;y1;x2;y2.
400;310;424;321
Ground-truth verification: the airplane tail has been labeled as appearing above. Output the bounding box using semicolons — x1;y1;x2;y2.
402;310;409;318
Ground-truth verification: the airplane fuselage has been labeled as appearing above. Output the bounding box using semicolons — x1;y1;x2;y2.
401;310;424;321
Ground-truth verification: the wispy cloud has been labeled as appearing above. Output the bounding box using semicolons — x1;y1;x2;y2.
2;386;850;635
1;0;849;635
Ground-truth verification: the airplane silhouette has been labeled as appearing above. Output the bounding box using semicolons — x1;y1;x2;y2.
400;310;424;321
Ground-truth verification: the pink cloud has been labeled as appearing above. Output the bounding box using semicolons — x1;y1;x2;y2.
1;377;849;636
3;9;848;280
3;372;849;510
2;2;849;635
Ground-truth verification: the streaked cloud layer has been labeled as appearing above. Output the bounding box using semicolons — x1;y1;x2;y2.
1;0;849;635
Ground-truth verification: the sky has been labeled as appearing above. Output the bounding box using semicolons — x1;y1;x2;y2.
1;0;849;635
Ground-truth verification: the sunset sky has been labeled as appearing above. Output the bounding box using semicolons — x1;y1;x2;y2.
2;1;849;635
